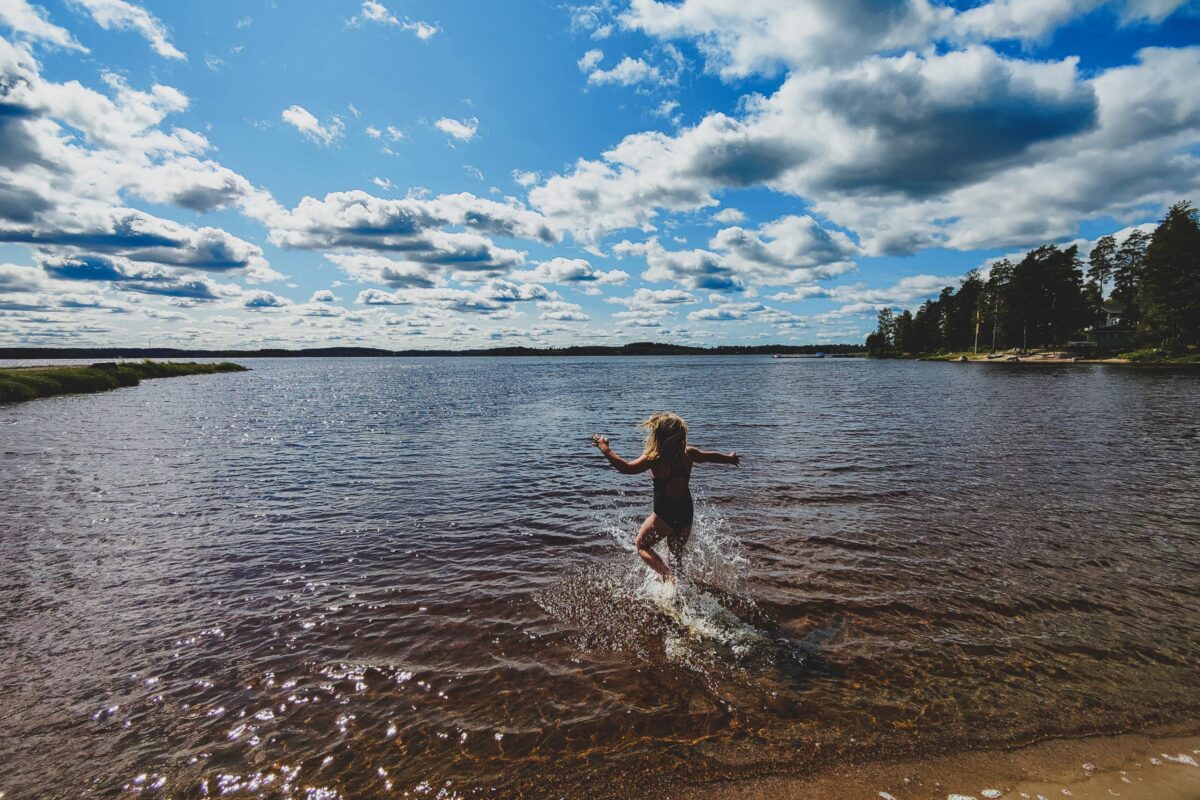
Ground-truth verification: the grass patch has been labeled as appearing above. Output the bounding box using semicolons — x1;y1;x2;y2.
1119;347;1200;365
0;360;248;405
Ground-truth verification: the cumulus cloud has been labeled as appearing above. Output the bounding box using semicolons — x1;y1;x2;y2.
356;279;555;315
324;253;442;288
73;0;186;60
281;105;345;146
33;253;245;300
0;0;86;50
711;207;744;223
243;289;290;309
537;300;590;321
621;0;948;78
610;214;858;291
511;256;628;290
528;44;1200;255
578;48;604;72
587;56;662;86
266;190;557;257
435;116;478;142
686;300;804;327
512;169;539;187
620;0;1192;78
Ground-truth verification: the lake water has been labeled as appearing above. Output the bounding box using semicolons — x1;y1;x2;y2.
1;357;1198;798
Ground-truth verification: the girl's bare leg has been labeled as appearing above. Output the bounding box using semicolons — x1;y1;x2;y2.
667;526;692;578
635;514;674;581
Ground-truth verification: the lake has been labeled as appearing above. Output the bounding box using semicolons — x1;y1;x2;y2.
1;357;1198;798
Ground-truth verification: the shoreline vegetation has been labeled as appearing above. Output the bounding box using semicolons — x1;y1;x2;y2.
866;200;1200;364
0;360;248;405
0;343;866;360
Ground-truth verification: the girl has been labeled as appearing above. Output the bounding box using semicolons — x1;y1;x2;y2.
591;413;740;583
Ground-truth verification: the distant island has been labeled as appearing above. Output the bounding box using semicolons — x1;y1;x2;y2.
0;342;866;360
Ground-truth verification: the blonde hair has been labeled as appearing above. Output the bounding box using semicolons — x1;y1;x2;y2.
639;412;688;463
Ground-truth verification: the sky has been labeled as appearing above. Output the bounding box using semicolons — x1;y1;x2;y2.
0;0;1198;350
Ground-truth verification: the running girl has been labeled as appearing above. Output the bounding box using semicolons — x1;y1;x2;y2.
591;413;740;583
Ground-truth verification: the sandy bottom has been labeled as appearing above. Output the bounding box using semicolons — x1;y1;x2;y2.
675;730;1200;800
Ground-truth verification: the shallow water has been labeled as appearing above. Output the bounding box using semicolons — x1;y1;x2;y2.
1;356;1198;798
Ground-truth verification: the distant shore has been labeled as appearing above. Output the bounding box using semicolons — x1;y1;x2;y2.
0;360;248;404
679;727;1200;800
0;343;866;360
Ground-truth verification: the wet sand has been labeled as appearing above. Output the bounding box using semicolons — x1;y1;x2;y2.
677;729;1200;800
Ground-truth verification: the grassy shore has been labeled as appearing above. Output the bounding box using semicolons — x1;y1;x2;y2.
0;360;248;404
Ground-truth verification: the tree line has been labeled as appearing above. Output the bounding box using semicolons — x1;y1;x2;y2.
866;201;1200;355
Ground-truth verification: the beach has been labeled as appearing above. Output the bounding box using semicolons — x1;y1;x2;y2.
680;729;1200;799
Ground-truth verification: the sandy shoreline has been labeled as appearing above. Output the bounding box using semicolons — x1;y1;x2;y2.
675;728;1200;800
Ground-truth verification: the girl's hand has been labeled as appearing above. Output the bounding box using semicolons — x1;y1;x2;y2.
591;434;609;450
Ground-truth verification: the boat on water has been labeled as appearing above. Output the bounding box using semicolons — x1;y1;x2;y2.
772;352;826;359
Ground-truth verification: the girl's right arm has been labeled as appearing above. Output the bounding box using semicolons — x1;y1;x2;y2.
687;446;740;467
591;434;652;474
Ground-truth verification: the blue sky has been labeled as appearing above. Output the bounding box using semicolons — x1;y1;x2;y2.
1;0;1198;348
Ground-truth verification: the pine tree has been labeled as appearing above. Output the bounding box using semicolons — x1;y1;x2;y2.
1139;201;1200;348
1112;229;1149;321
1087;235;1117;296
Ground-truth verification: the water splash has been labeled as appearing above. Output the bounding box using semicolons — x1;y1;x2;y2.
540;501;774;678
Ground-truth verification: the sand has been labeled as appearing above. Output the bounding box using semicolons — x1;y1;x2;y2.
675;729;1200;800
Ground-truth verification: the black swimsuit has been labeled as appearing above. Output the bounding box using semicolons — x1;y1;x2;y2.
651;458;694;530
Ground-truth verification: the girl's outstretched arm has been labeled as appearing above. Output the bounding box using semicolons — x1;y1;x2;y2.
591;434;652;474
687;445;740;467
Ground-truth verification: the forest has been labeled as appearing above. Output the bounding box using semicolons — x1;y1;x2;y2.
866;201;1200;356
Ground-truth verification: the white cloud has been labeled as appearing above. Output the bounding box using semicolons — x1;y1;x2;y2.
350;1;397;25
537;300;590;321
371;176;394;191
281;105;345;146
365;125;382;139
356;279;555;315
769;274;959;306
511;256;628;290
310;289;338;302
711;207;744;223
435;116;478;142
266;190;556;251
652;98;682;125
73;0;186;60
243;289;291;309
587;56;662;86
463;164;485;181
611;215;858;291
621;0;947;78
531;44;1195;254
0;0;86;50
402;20;439;39
578;48;604;72
512;169;539;187
620;0;1193;78
385;125;403;141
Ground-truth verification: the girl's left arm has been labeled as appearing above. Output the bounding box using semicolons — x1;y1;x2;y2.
591;434;652;474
